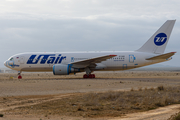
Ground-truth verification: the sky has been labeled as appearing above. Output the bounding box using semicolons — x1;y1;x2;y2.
0;0;180;68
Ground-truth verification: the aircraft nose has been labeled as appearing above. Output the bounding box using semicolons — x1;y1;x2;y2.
4;60;7;67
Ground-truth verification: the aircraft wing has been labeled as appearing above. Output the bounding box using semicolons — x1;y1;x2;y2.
71;55;117;68
146;52;176;60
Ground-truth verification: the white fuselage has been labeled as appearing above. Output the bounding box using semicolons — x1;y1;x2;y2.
4;51;169;73
3;20;176;77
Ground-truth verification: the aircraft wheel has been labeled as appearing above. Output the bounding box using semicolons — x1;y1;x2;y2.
18;75;22;79
83;74;88;78
92;74;95;78
89;74;93;78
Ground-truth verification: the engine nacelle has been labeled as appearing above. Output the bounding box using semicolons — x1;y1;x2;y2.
53;64;79;75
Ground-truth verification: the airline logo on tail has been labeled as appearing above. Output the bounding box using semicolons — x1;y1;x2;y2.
154;33;167;46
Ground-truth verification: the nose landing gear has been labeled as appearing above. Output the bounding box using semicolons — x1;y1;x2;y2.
18;75;22;79
18;71;22;79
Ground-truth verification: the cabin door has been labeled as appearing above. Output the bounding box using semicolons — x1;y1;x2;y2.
129;55;135;63
20;56;24;64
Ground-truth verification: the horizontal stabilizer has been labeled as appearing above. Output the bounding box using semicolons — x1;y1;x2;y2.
146;52;176;60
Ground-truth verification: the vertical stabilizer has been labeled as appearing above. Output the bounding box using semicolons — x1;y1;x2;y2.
136;20;176;54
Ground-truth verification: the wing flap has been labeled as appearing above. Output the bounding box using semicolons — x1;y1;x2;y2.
146;52;176;60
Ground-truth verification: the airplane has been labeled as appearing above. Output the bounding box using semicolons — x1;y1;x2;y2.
4;20;176;79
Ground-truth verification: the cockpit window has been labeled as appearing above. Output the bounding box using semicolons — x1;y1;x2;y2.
9;58;13;61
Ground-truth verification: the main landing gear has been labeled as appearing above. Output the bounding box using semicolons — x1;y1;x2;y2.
18;71;22;79
83;74;95;78
83;67;96;79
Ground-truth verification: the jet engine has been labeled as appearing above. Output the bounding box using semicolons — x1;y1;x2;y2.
53;64;79;75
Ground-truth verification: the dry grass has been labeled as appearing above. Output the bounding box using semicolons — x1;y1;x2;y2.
130;88;134;91
150;87;155;90
138;87;142;91
144;87;148;90
168;112;180;120
157;85;164;91
5;85;180;118
0;114;3;117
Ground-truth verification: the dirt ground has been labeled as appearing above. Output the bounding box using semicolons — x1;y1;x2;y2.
0;71;180;120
